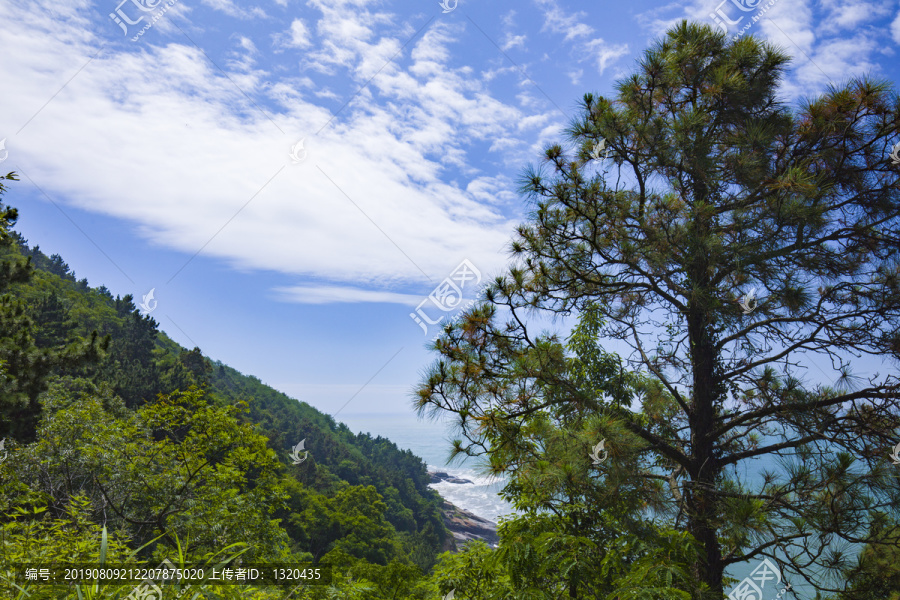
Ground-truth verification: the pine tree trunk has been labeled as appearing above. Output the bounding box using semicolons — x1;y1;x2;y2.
686;196;725;599
687;307;724;599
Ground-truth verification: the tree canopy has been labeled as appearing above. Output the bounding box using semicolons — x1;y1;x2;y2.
416;21;900;599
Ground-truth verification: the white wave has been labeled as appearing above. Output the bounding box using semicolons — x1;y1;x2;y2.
426;464;517;524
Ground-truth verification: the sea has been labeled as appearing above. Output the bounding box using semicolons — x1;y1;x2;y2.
337;411;850;596
338;411;515;524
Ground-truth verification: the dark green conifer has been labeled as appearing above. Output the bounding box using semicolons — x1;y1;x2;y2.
417;22;900;599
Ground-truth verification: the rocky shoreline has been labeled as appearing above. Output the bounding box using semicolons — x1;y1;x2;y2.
429;470;499;551
429;471;475;485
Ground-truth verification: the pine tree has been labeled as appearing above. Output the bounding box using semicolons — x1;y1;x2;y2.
416;22;900;599
0;172;106;441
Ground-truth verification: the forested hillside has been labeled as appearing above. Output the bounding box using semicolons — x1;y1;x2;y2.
0;171;450;598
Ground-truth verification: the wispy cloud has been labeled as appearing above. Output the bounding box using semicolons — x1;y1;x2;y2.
200;0;267;19
893;9;900;44
272;285;425;305
532;0;629;75
0;0;547;304
534;0;593;41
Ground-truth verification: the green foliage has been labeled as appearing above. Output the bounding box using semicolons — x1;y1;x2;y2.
0;173;438;599
86;293;164;408
0;173;107;442
417;21;900;600
429;542;512;600
0;496;277;600
206;360;447;570
429;520;705;600
0;493;136;599
11;387;293;563
832;522;900;600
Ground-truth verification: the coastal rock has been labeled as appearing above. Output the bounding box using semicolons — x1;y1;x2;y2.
429;471;474;485
439;500;499;551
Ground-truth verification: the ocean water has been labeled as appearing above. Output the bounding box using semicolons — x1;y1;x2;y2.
337;411;516;524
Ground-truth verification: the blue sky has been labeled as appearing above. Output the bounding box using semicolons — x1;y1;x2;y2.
1;0;899;418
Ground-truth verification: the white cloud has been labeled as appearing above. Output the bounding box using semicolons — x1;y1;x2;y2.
891;7;900;43
291;19;312;48
758;0;816;57
503;33;527;51
787;34;880;90
818;0;892;34
466;175;518;206
584;38;631;74
0;0;550;303
635;0;716;40
499;8;527;50
199;0;266;19
286;18;313;48
272;285;424;305
531;0;629;75
534;0;593;40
